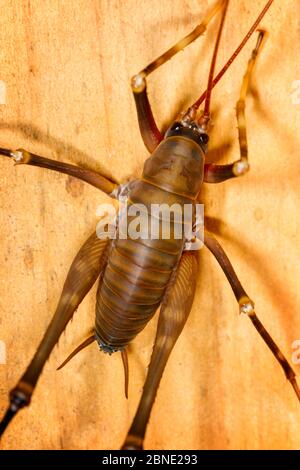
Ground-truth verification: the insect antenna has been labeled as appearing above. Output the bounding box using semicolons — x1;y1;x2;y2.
193;0;274;111
199;0;229;129
57;334;95;370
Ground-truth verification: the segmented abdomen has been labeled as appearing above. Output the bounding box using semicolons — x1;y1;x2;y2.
95;179;191;352
95;136;203;352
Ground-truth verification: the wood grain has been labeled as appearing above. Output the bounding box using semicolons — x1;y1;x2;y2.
0;0;300;450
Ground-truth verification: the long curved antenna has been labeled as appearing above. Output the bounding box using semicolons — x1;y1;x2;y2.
200;0;229;127
193;0;274;110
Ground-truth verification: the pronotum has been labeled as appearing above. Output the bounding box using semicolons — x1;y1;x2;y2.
0;0;300;450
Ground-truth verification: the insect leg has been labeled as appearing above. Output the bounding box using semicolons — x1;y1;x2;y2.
122;251;198;450
0;231;109;439
131;0;225;153
204;31;265;183
204;230;300;403
0;147;118;196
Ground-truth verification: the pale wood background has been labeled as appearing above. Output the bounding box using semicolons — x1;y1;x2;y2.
0;0;300;450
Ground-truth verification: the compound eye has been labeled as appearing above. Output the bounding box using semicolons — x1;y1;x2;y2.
199;133;209;145
170;122;183;132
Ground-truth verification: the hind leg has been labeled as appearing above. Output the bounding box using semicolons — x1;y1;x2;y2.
0;231;109;439
122;251;198;449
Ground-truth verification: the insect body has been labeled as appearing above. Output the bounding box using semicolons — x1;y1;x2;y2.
95;134;204;353
0;0;299;450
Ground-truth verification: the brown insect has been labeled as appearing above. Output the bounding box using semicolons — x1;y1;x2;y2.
0;0;299;450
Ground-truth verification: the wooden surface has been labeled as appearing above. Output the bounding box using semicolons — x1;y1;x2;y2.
0;0;300;450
